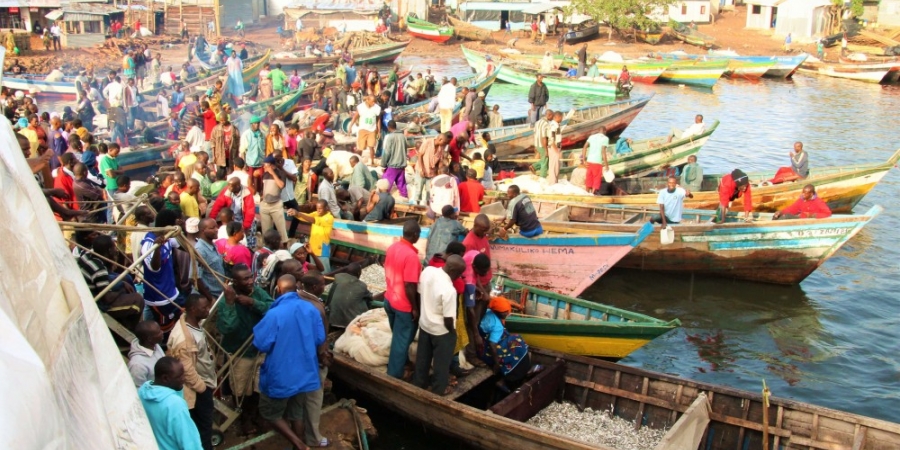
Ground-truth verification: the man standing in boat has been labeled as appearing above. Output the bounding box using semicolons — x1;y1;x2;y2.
529;109;553;178
438;77;457;133
583;127;609;195
577;43;588;77
384;220;424;380
527;74;549;125
651;176;693;228
414;255;466;396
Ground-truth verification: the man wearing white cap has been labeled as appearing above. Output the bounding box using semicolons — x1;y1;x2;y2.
363;179;395;222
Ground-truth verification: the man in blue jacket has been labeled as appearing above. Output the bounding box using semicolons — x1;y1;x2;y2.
138;356;203;450
253;275;329;450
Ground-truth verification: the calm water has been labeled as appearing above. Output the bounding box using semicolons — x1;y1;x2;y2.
389;56;900;430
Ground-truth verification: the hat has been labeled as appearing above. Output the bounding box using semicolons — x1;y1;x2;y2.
249;115;261;124
289;242;305;255
263;155;277;164
185;217;200;233
477;91;485;97
485;55;492;61
351;82;361;89
488;296;512;314
15;117;28;128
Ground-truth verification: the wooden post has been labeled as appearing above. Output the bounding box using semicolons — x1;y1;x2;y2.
762;379;771;450
213;0;220;38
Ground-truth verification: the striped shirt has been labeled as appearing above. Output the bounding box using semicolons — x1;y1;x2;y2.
534;118;550;149
78;252;110;297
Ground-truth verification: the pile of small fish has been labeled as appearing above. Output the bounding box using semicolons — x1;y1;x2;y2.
360;264;386;291
526;402;667;450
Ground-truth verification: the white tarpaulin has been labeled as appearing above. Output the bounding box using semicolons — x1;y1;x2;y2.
0;48;157;448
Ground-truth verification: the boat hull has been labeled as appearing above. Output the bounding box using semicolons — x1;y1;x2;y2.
447;16;492;42
593;61;671;84
658;60;728;88
326;219;651;297
799;60;900;83
563;24;600;44
725;59;775;79
276;41;409;71
406;16;454;43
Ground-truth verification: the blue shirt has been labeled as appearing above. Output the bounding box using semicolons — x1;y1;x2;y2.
138;381;202;450
141;232;179;305
346;67;357;85
480;310;505;343
656;187;687;223
171;91;185;107
253;292;325;398
194;239;225;297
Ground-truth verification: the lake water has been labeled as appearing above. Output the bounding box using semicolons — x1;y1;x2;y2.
356;55;900;447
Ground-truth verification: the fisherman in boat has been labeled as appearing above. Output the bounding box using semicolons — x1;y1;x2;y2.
499;185;544;239
583;127;609;195
384;220;425;381
478;296;542;393
529;109;554;178
765;141;809;185
618;65;633;91
667;114;706;143
482;54;496;79
773;185;832;220
651;176;694;228
527;74;550;125
715;169;753;223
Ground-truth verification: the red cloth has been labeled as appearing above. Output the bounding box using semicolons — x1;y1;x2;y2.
463;249;492;287
312;113;330;131
384;239;421;313
585;162;604;192
462;231;491;259
768;167;796;185
717;173;753;213
53;171;78;210
458;179;485;213
427;255;464;294
202;109;217;141
285;135;297;158
780;197;832;219
209;188;256;230
448;138;464;164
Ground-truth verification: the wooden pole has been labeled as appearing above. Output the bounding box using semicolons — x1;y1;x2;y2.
762;379;771;450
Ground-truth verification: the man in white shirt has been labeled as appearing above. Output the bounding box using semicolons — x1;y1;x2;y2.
349;95;381;165
413;255;466;395
437;77;458;133
50;23;62;51
295;17;303;31
669;114;706;142
103;76;125;107
160;66;177;86
651;176;693;228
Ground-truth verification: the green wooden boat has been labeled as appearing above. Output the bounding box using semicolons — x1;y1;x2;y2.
462;46;622;97
495;275;680;358
406;15;454;43
670;20;716;48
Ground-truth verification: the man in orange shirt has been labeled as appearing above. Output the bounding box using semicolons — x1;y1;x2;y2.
458;169;485;213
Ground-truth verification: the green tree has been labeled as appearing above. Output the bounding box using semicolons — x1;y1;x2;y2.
572;0;676;39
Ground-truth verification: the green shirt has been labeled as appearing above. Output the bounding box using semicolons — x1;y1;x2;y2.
268;69;287;91
335;64;347;84
99;155;119;190
209;180;228;198
350;162;376;190
217;286;273;355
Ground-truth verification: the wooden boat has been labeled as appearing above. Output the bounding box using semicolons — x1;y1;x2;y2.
657;59;729;88
635;28;665;45
506;120;719;178
368;273;680;358
271;41;410;72
392;68;500;130
463;202;882;285
407;96;651;157
592;60;673;84
447;15;493;42
321;217;653;297
462;46;622;97
656;52;774;80
709;52;809;78
798;59;900;83
118;141;177;178
563;21;600;44
670;20;716;48
484;147;900;213
494;275;680;357
406;15;454;43
331;343;900;450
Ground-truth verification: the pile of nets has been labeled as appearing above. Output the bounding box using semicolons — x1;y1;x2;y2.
493;174;591;196
334;308;393;370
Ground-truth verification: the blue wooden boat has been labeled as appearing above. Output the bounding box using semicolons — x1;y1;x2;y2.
655;51;809;79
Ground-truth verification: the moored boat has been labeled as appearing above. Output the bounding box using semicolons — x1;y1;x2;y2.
331;341;900;450
462;46;622;97
447;15;493;42
657;59;728;88
635;27;665;44
465;201;882;285
406;15;454;43
592;60;673;84
656;51;774;80
322;217;653;297
484;147;900;213
670;20;717;48
272;40;410;72
505;119;718;178
563;20;600;44
798;58;900;83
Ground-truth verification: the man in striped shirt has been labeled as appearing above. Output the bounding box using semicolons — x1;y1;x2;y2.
529;109;554;178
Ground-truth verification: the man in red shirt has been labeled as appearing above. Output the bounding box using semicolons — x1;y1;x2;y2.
716;169;752;223
446;132;472;165
458;169;485;213
384;220;423;379
773;185;832;220
462;214;491;258
54;153;79;211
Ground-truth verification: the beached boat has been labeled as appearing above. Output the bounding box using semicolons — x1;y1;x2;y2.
657;59;728;88
563;21;601;44
272;41;410;72
406;15;454;43
447;15;493;42
670;20;716;48
464;201;882;285
798;58;900;83
392;68;500;130
592;60;673;84
408;96;651;157
485;147;900;213
635;27;665;44
368;273;680;358
331;341;900;450
322;217;652;297
462;46;622;97
505;120;718;178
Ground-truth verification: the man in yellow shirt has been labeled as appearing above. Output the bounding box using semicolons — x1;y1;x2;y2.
178;150;199;180
287;199;334;272
179;178;202;218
